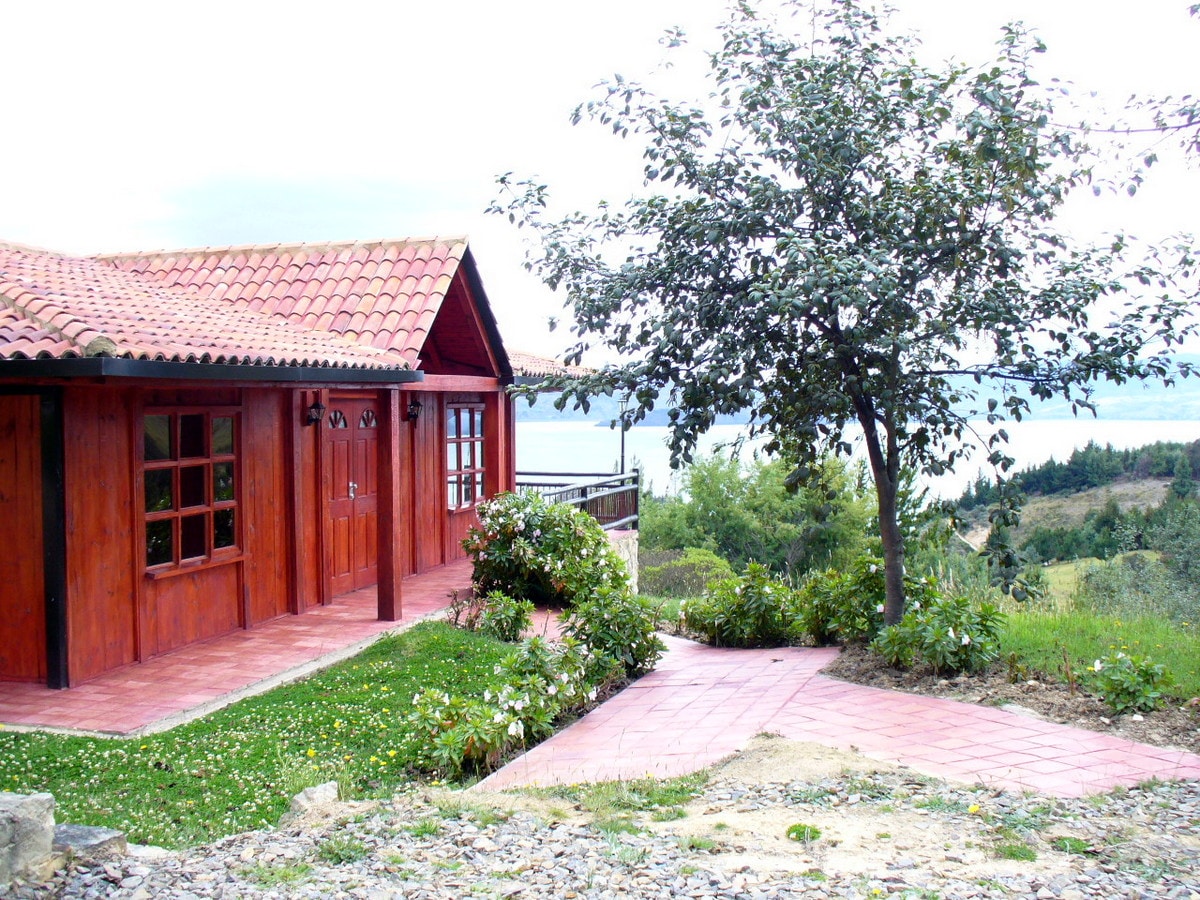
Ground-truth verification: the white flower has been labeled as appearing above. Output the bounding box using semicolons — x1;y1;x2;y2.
947;627;956;639
869;564;878;574
961;633;971;646
507;720;524;738
1093;659;1103;672
876;604;884;614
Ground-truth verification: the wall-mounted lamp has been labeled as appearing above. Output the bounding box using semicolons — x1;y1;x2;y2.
305;400;327;426
407;398;423;422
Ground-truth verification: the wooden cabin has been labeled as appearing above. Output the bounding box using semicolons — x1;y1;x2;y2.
0;238;516;687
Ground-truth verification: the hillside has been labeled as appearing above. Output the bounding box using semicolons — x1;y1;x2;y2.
958;476;1171;550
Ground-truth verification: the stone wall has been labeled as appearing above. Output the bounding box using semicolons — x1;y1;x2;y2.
606;529;639;594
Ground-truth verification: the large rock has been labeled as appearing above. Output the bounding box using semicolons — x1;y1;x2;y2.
0;792;57;888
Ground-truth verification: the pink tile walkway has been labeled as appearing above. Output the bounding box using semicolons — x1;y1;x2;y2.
479;634;1200;798
0;560;473;736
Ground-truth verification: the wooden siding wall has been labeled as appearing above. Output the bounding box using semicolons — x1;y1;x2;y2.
63;387;138;683
412;392;445;573
0;395;46;681
241;390;293;624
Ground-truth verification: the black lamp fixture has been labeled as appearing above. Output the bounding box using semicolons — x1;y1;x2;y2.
407;398;423;422
305;399;327;426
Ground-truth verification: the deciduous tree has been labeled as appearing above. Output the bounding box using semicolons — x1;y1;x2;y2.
492;0;1197;623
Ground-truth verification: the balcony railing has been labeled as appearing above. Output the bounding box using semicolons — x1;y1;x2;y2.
515;470;640;530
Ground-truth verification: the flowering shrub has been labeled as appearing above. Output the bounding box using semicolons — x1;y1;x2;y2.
464;492;630;607
796;557;940;645
477;591;534;643
872;595;1005;675
401;636;596;776
681;562;801;648
563;586;665;680
1086;651;1173;714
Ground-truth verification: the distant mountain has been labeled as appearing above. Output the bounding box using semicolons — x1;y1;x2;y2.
515;354;1200;425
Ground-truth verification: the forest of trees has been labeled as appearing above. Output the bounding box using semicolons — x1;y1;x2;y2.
956;440;1200;509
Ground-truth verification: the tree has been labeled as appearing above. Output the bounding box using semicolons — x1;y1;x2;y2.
493;0;1198;624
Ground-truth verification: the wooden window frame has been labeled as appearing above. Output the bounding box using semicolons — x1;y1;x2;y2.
142;406;241;574
446;403;485;511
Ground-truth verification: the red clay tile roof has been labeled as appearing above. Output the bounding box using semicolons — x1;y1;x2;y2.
508;350;591;379
0;242;407;369
101;237;471;369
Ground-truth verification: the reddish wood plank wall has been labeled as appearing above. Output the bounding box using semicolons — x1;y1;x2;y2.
63;387;138;683
0;395;46;681
240;390;293;625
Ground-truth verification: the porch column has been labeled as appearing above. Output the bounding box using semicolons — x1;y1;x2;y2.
377;389;403;621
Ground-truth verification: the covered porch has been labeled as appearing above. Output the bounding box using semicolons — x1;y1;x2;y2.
0;560;473;737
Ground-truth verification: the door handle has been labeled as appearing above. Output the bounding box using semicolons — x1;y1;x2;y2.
349;481;357;500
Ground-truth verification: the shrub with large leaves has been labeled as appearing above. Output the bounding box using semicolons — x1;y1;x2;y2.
681;562;801;648
464;491;630;606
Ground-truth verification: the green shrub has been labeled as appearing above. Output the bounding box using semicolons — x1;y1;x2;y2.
1086;651;1173;714
563;587;665;680
873;595;1005;675
796;557;939;645
478;591;535;643
464;491;631;607
401;636;595;776
639;547;735;598
681;562;800;648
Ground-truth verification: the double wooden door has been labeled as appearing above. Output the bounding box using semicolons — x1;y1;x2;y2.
326;398;379;595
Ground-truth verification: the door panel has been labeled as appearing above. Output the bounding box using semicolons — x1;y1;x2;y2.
0;395;45;681
326;399;379;594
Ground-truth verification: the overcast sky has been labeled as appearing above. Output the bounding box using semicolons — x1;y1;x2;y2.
3;0;1196;358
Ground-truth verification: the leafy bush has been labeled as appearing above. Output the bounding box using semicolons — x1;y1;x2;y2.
1075;552;1199;626
639;547;735;598
563;587;665;680
873;595;1005;675
401;636;596;776
477;591;534;643
681;562;801;648
464;491;630;607
1086;651;1173;714
795;557;942;645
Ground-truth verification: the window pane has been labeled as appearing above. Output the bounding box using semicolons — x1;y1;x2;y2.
213;462;234;502
179;414;205;458
473;409;484;437
447;477;459;508
146;520;174;567
212;416;234;455
463;440;474;468
463;475;475;504
180;513;207;559
447;442;457;472
475;472;484;500
179;465;206;508
144;415;173;461
144;469;174;513
446;408;459;438
213;509;235;549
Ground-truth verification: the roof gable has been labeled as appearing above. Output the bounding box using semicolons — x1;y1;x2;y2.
102;237;512;377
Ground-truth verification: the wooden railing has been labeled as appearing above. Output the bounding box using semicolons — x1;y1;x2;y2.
515;470;640;530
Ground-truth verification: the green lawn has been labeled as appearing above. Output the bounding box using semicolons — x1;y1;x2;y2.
0;622;510;848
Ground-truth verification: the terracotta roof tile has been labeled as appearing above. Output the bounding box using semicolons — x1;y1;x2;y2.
101;237;475;369
0;243;408;369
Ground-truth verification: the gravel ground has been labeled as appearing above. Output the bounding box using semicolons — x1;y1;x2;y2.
13;742;1200;900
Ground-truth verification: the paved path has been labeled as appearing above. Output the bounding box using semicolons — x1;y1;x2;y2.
479;635;1200;797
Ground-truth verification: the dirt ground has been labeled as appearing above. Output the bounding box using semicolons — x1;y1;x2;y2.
823;642;1200;755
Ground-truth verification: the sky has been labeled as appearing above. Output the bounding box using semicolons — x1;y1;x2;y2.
3;0;1197;360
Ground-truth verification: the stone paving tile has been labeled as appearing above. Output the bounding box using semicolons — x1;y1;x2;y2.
478;635;1200;798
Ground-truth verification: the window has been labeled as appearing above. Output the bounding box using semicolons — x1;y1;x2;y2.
143;410;238;569
446;404;484;509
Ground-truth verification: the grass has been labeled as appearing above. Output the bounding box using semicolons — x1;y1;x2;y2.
1002;606;1200;697
0;622;512;848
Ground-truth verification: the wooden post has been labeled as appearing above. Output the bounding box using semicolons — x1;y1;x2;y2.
377;389;403;621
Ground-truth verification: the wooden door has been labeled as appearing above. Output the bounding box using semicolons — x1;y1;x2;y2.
0;395;45;681
327;399;379;595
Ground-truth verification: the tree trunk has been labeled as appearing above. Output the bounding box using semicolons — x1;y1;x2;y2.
858;413;906;626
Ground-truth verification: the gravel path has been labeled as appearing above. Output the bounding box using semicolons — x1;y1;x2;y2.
15;765;1199;899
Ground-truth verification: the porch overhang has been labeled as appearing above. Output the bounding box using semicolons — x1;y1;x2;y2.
0;358;426;385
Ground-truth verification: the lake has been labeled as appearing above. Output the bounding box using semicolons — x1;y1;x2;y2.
516;419;1200;499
